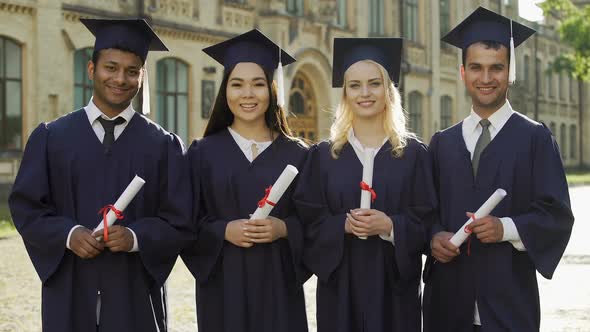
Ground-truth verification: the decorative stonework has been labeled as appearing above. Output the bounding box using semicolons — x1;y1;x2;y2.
222;5;254;30
318;0;336;23
62;0;129;13
441;52;456;69
154;26;222;44
0;2;34;16
63;10;83;22
153;0;194;19
408;46;427;67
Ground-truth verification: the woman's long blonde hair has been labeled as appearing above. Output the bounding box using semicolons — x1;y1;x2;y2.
329;60;414;159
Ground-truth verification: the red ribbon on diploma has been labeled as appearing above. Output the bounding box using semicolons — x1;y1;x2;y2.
98;204;124;241
360;181;377;202
257;186;277;208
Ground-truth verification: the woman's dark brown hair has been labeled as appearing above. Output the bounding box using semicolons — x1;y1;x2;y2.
203;65;295;140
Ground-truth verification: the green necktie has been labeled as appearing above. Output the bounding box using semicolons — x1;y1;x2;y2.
472;119;491;177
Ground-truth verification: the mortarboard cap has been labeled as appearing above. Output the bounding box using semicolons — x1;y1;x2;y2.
203;29;296;108
441;6;535;84
80;18;168;62
332;38;403;87
81;18;168;115
203;29;295;74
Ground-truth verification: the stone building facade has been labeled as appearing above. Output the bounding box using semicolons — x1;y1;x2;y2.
0;0;588;194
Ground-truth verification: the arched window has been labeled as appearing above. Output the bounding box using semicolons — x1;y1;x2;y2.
74;48;93;110
156;58;189;142
290;91;305;115
1;37;22;151
560;123;567;160
408;91;423;138
288;72;317;142
440;95;452;129
570;124;577;159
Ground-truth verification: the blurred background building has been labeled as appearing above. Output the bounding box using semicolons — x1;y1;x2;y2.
0;0;588;201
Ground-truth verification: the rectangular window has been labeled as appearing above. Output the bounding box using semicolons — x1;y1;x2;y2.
440;0;450;38
1;38;22;151
6;80;21;149
404;0;419;42
337;0;347;27
523;55;530;84
74;48;93;109
569;75;575;101
536;59;542;95
369;0;384;35
547;71;553;97
287;0;304;16
559;73;564;100
570;125;577;159
157;58;190;143
5;41;20;79
201;80;215;119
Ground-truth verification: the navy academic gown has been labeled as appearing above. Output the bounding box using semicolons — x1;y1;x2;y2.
8;109;192;332
293;139;437;332
181;129;309;332
422;112;574;332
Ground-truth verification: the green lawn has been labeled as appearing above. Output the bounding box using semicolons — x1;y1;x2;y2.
0;204;16;238
566;169;590;186
0;220;16;238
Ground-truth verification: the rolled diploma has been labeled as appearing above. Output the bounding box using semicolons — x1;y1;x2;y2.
93;175;146;238
449;188;507;247
250;165;299;220
358;149;374;239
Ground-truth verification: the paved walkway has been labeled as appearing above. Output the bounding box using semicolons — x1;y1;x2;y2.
1;186;589;331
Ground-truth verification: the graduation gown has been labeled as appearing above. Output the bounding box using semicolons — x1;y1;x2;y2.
293;139;437;332
423;112;574;332
181;129;309;332
8;109;192;332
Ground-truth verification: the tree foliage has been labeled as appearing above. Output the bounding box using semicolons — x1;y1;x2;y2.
540;0;590;81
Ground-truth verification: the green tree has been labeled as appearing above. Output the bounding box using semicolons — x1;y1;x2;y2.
540;0;590;168
540;0;590;81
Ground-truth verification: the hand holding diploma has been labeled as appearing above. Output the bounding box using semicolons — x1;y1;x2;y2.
358;149;377;240
449;189;507;247
250;165;299;220
466;213;504;244
345;208;392;238
93;175;145;241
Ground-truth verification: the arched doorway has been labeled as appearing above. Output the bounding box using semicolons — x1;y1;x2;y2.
288;71;318;142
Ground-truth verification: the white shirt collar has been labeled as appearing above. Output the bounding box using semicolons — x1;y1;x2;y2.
347;128;388;163
227;127;272;150
227;127;273;163
347;128;387;151
84;97;136;124
464;100;514;135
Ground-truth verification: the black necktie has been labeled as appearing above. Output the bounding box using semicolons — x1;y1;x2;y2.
98;117;126;153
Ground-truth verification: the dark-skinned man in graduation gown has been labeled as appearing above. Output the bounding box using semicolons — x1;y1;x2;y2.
423;7;574;332
8;19;192;332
